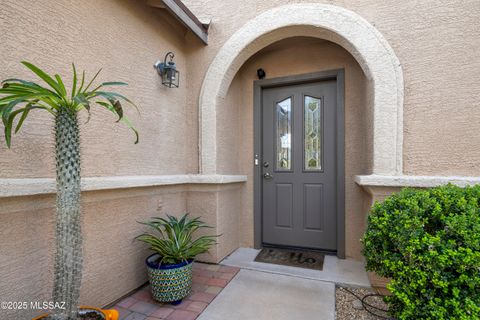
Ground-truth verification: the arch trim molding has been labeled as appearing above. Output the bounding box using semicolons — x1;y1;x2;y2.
199;3;404;175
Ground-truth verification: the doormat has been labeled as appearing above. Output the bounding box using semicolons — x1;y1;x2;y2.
254;247;324;271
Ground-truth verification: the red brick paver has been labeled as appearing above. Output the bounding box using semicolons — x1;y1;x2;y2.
118;297;137;309
113;262;240;320
215;272;236;281
188;292;216;304
150;307;174;318
129;301;158;315
186;301;208;313
206;278;228;287
132;289;155;302
204;286;222;295
167;310;199;320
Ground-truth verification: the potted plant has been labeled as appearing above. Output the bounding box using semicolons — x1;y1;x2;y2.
0;62;138;320
136;214;218;304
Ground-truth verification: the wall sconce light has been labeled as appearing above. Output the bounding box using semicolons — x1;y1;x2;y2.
257;68;266;79
154;52;179;88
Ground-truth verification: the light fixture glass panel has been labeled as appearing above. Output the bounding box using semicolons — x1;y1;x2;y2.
276;97;292;170
304;96;322;170
162;68;179;88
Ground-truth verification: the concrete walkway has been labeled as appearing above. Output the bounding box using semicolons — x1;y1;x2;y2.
221;248;370;287
113;248;370;320
197;269;335;320
197;248;370;320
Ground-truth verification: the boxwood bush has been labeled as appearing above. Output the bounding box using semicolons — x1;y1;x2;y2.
362;184;480;319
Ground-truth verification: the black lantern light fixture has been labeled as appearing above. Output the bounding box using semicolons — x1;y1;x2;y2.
154;52;179;88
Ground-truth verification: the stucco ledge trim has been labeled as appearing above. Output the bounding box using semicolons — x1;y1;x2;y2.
0;175;248;198
355;175;480;188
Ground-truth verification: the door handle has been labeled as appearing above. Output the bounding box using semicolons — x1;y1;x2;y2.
263;172;273;180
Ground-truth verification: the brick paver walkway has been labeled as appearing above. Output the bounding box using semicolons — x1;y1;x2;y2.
113;263;240;320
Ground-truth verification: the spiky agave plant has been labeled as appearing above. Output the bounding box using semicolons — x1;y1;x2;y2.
136;214;218;265
0;62;138;320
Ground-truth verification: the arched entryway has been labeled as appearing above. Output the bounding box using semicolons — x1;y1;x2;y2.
199;3;404;176
199;4;404;259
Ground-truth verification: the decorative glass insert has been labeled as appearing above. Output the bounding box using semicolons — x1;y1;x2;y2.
304;96;322;170
276;97;292;170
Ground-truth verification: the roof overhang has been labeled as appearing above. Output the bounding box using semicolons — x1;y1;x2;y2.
147;0;209;45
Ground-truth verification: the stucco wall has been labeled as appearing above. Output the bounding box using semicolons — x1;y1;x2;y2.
0;0;195;178
185;0;480;177
0;181;237;319
0;186;190;319
1;0;480;317
186;183;244;263
0;0;199;318
218;39;371;257
216;75;244;174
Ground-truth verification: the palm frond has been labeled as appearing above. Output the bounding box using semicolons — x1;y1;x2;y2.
21;61;65;99
82;68;102;93
78;70;86;93
0;61;139;147
71;63;78;99
90;91;139;114
54;74;67;97
2;103;49;147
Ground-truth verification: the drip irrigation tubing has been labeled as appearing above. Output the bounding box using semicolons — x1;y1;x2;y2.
340;286;395;320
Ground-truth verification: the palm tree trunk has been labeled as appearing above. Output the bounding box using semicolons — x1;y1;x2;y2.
52;108;83;320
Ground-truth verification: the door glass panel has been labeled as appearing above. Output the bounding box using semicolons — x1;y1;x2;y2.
276;97;292;170
304;96;322;170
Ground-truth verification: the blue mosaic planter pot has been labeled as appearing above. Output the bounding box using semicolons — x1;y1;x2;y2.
146;253;193;303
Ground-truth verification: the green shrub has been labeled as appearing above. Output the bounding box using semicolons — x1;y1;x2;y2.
362;184;480;319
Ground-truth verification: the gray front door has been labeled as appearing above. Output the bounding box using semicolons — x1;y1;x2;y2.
261;80;337;251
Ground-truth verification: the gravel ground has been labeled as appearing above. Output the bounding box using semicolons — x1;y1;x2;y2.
335;286;391;320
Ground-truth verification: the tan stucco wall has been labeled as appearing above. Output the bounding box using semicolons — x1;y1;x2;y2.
1;0;480;317
0;181;240;319
218;39;371;257
216;75;244;174
185;0;480;177
0;0;195;178
0;186;188;319
0;1;204;318
186;183;244;262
